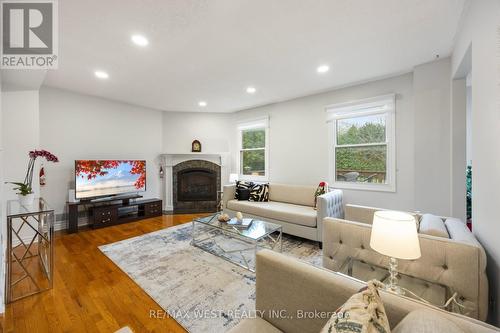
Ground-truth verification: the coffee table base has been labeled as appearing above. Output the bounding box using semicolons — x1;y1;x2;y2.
192;222;282;272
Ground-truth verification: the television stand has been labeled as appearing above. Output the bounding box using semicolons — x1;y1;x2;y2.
67;196;162;233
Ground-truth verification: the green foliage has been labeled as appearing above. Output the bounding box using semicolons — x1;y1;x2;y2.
241;129;266;175
337;122;385;145
242;129;265;149
466;165;472;220
336;146;386;172
8;182;32;196
336;122;386;173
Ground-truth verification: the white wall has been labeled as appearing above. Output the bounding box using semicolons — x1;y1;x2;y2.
452;0;500;324
2;91;40;201
162;112;231;154
451;78;467;221
0;72;4;314
1;90;40;313
413;58;452;216
231;72;419;211
39;87;163;223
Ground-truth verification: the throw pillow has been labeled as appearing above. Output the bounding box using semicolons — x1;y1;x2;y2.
249;183;269;202
419;214;449;238
320;280;391;333
444;217;480;246
234;181;253;200
314;181;329;209
237;188;251;201
392;309;465;333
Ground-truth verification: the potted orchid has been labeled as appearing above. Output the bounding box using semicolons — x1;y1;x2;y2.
7;149;59;205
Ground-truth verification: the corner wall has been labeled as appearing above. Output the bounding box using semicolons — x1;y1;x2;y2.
39;87;163;224
452;0;500;324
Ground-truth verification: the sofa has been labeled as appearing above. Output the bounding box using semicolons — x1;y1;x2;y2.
322;204;489;321
228;250;499;333
222;183;343;242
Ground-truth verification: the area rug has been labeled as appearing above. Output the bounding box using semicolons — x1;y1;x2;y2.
99;222;321;333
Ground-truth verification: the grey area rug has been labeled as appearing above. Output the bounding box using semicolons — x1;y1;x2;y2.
99;222;322;333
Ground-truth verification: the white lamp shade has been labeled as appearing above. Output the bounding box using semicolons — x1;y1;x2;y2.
229;173;239;183
370;210;421;260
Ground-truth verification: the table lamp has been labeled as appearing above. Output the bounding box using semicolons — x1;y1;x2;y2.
229;173;239;183
369;210;421;295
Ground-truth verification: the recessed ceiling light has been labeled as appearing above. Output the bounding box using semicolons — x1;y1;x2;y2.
316;65;330;73
246;86;257;94
131;34;149;47
198;101;207;107
94;70;109;79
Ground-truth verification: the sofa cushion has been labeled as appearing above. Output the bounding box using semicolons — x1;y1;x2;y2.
419;214;449;238
269;183;316;207
226;200;317;227
393;309;466;333
227;317;283;333
320;280;390;333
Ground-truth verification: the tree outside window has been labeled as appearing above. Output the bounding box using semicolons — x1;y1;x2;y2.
240;128;266;176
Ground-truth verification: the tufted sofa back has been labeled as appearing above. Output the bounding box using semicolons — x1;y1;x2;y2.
322;217;488;321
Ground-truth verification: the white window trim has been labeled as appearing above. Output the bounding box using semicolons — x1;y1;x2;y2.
237;116;269;182
326;94;396;192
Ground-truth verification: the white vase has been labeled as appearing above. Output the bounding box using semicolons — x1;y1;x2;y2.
18;193;35;206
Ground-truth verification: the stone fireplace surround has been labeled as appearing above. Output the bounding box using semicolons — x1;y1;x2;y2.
161;153;229;212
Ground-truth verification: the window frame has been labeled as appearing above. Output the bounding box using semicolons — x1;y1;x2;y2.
326;94;396;192
237;117;269;182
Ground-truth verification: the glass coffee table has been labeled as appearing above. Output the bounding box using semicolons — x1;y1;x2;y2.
191;214;282;272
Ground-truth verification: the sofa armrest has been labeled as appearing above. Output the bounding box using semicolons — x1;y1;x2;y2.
222;184;236;210
316;189;343;242
256;250;498;333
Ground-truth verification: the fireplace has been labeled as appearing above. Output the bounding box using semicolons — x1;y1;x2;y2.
177;169;217;202
173;160;221;213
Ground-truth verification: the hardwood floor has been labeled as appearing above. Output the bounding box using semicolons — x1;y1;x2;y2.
3;214;210;333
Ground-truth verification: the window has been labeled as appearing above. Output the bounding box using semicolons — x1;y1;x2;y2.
326;95;396;191
237;117;269;180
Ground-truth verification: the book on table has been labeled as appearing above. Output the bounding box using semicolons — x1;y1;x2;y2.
227;218;253;229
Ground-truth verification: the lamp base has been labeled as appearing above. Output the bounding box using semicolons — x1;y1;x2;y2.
383;283;405;295
384;257;405;295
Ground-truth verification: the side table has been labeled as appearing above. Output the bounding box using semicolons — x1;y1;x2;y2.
6;198;54;303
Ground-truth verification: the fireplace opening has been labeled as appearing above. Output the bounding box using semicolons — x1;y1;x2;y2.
177;168;217;202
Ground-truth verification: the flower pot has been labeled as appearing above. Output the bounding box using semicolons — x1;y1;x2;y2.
18;193;35;206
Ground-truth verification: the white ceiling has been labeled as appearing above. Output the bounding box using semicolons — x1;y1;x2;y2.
42;0;465;113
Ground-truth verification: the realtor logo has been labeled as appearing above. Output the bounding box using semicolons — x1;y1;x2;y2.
1;0;58;69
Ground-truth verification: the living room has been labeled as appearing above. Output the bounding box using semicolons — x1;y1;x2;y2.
0;0;499;332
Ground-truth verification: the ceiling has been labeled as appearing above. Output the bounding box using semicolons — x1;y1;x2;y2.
42;0;465;113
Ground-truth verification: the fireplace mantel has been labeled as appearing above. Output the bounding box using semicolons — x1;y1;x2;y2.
160;152;230;211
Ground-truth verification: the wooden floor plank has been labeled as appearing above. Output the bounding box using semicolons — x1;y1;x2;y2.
3;213;209;333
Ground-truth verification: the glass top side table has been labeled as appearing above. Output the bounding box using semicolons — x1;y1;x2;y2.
6;198;54;303
337;257;474;317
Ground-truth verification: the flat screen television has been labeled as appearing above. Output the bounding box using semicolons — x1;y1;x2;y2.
75;160;146;200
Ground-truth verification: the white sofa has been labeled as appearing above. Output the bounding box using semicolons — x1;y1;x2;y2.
322;204;489;321
222;183;343;243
